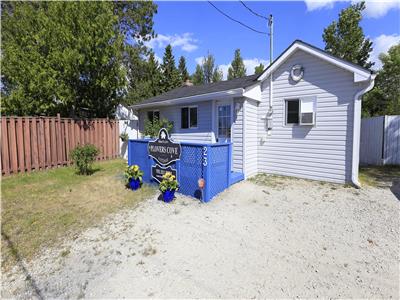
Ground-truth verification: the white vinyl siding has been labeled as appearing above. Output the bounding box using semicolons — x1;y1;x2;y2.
244;99;258;177
258;49;366;183
139;101;213;143
232;98;244;172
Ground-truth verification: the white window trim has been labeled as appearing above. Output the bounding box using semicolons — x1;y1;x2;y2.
180;105;198;129
215;99;233;142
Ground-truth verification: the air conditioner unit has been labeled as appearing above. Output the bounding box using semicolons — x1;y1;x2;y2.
300;112;315;125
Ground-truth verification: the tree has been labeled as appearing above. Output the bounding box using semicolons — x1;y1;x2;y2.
178;56;190;82
363;43;400;116
160;44;181;92
228;49;246;80
322;1;373;69
192;64;204;85
191;52;221;85
1;1;157;117
254;63;265;75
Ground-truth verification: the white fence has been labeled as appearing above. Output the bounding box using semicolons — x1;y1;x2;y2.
360;115;400;166
116;104;138;159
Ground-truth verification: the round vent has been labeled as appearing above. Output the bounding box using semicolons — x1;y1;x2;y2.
290;64;304;82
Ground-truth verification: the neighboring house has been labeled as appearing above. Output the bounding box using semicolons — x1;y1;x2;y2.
129;40;375;186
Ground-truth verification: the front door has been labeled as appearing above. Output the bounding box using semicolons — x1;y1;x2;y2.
217;104;232;143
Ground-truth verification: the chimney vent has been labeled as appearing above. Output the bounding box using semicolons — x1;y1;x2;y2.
183;79;193;87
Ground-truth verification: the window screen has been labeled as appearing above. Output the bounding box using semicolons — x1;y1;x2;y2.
286;100;299;124
147;111;159;123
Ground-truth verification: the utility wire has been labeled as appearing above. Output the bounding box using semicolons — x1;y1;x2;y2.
239;1;269;21
208;1;268;35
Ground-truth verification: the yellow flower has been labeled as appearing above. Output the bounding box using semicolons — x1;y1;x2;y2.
133;165;139;171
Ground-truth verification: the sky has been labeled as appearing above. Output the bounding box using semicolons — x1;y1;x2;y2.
147;0;400;78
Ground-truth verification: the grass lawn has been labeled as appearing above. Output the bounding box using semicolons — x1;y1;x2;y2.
1;159;157;270
359;165;400;187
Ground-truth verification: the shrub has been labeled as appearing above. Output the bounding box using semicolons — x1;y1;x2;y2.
70;144;99;175
144;117;173;138
124;164;144;183
159;171;179;192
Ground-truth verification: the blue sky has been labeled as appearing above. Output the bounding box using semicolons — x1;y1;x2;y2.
147;1;400;78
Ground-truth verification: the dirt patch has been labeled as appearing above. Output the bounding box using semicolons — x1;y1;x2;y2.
2;177;399;298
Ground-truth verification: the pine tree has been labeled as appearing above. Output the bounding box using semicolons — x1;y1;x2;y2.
160;44;180;92
228;49;246;80
212;68;223;82
192;64;204;85
254;63;265;75
322;1;373;69
178;56;189;82
191;52;221;85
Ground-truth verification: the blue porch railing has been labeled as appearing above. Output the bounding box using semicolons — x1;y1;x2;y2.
128;139;244;202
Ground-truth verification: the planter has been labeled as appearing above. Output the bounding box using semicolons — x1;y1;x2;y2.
162;189;176;202
129;178;141;190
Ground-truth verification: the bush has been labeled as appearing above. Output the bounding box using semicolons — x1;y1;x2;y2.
144;117;173;138
70;144;99;175
120;132;129;142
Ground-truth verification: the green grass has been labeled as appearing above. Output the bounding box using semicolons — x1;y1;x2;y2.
1;159;157;270
359;165;400;187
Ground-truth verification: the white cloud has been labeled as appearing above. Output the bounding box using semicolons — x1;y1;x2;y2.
370;34;400;69
146;33;199;53
218;58;269;80
195;56;204;65
353;0;400;18
304;0;336;11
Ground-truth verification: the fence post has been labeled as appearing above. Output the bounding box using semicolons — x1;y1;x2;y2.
204;145;211;202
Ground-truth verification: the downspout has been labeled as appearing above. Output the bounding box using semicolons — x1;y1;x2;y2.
351;74;376;187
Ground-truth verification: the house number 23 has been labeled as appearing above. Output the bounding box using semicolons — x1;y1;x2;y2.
203;146;208;166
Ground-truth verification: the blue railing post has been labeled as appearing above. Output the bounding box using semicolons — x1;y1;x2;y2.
227;143;232;187
128;140;132;166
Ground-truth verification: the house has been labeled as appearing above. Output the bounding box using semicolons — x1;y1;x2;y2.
129;40;375;186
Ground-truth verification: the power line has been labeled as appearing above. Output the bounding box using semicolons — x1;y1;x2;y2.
239;1;269;21
207;1;268;35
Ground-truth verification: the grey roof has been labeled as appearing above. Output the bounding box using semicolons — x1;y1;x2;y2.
134;74;259;106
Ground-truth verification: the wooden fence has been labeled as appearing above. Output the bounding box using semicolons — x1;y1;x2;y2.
1;115;119;175
360;115;400;166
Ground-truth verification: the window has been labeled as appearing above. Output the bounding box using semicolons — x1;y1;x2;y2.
218;105;231;139
181;106;197;129
286;99;300;124
285;97;316;126
147;110;159;123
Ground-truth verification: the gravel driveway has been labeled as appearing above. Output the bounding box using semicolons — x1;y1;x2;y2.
2;176;399;298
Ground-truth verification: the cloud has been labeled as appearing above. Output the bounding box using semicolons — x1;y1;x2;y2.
353;0;400;18
304;0;335;11
218;58;269;79
370;34;400;70
146;33;199;53
195;56;204;65
305;0;400;17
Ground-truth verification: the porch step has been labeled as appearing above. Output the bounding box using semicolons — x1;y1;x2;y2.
229;171;244;185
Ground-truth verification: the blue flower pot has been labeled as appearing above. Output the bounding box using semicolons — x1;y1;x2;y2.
129;178;141;190
162;189;176;202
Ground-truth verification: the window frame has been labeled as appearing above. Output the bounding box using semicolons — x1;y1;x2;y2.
180;105;198;129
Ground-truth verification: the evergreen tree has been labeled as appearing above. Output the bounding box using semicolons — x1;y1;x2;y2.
322;1;373;69
160;44;180;92
178;56;190;82
228;49;246;80
192;64;204;85
192;52;221;85
1;1;157;117
254;63;265;75
212;68;223;83
363;43;400;116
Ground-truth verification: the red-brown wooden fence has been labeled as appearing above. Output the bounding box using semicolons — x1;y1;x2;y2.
1;115;119;175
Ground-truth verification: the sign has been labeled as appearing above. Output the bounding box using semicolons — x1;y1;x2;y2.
148;128;181;166
151;164;177;183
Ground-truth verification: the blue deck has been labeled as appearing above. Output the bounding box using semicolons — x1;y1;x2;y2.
128;139;244;202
